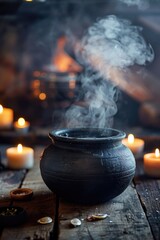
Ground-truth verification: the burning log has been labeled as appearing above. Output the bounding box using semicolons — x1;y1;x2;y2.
52;36;82;73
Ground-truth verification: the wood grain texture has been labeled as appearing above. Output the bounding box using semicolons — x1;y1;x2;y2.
58;184;153;240
0;146;55;240
0;146;157;240
0;145;26;202
134;157;160;240
0;170;26;202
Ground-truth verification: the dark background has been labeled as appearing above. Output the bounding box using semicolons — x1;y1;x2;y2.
0;0;160;130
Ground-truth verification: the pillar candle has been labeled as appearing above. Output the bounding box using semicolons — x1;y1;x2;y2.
0;105;13;129
144;148;160;178
7;144;34;169
14;117;30;134
122;134;144;157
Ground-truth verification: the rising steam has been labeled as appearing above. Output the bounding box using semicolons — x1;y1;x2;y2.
119;0;149;9
65;71;118;128
65;15;154;129
82;15;154;69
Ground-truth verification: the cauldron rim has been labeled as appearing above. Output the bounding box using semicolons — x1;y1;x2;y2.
49;128;125;143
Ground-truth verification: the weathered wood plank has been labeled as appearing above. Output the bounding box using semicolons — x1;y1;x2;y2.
0;146;156;240
134;157;160;240
0;145;26;202
0;146;27;239
0;146;55;240
58;184;153;240
0;169;26;202
0;194;55;240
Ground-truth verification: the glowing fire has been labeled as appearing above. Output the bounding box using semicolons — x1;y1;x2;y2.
52;36;82;72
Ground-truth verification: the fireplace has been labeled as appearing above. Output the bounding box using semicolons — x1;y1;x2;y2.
0;0;160;131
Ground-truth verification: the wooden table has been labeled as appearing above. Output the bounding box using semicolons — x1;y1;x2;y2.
0;145;160;240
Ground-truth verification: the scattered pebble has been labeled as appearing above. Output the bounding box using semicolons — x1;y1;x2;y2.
70;218;82;227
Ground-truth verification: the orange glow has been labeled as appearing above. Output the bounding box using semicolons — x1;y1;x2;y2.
31;80;41;98
39;92;46;101
32;80;40;88
155;148;160;158
52;36;82;72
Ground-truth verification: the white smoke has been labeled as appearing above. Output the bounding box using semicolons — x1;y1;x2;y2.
65;71;117;128
119;0;149;9
65;15;154;129
82;15;154;70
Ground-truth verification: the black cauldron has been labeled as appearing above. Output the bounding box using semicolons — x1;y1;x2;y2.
40;128;135;204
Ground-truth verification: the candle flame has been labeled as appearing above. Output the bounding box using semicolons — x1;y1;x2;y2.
18;117;25;126
128;134;134;144
0;105;3;114
17;144;23;153
155;148;160;158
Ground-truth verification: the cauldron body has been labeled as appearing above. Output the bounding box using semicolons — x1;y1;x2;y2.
40;128;135;204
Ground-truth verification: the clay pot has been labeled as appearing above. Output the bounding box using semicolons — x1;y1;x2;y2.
40;128;135;204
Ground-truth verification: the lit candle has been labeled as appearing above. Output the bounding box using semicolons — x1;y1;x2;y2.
7;144;34;169
122;134;144;157
14;117;30;133
0;105;13;129
144;148;160;178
